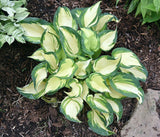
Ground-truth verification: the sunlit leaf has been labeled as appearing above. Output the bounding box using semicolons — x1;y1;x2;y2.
59;26;81;58
86;73;111;93
86;93;113;113
99;29;117;51
79;1;101;28
44;75;66;95
81;28;100;55
92;13;119;32
65;79;83;97
31;62;48;90
110;73;144;104
54;58;77;79
93;55;120;76
60;96;83;123
75;59;91;79
28;48;45;62
17;81;46;99
87;110;114;136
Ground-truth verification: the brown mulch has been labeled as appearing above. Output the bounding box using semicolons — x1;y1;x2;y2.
0;0;160;136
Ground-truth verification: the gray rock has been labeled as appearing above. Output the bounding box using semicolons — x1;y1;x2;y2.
121;89;160;137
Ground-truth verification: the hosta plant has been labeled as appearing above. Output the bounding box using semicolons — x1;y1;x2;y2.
0;0;29;48
116;0;160;24
17;1;148;136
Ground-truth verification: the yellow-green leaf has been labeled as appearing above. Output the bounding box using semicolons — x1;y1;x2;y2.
17;81;46;99
59;27;81;58
75;59;91;79
93;55;120;76
92;13;119;32
60;96;83;123
54;7;77;30
45;75;66;94
120;66;148;82
65;79;83;97
87;110;114;136
31;63;48;90
112;48;143;68
110;73;144;104
80;81;89;101
42;52;59;73
28;48;45;61
21;23;45;43
81;28;100;55
86;73;111;93
79;1;101;28
86;94;113;113
105;98;123;121
102;112;114;127
54;58;77;79
99;29;117;51
41;30;59;53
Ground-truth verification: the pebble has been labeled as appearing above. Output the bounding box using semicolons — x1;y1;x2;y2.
121;89;160;137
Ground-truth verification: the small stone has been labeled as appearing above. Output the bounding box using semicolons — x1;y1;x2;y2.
121;89;160;137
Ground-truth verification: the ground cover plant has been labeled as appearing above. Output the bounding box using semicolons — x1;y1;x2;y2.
16;1;148;136
117;0;160;24
0;0;29;48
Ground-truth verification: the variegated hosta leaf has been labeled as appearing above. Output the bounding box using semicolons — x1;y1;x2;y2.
102;112;114;127
86;94;113;113
60;96;83;123
71;8;85;20
92;13;119;32
105;98;123;121
65;79;83;97
31;63;48;90
20;17;49;43
45;75;66;95
54;7;77;30
41;25;59;38
41;30;60;53
75;59;91;79
93;55;120;76
55;47;66;61
110;73;144;104
17;81;46;99
112;47;143;68
21;23;44;43
120;66;148;82
99;29;117;51
54;58;77;79
81;28;100;55
28;48;45;62
107;86;126;99
86;73;111;93
106;79;126;99
87;110;114;136
42;52;59;73
59;27;81;58
79;1;101;28
80;81;89;101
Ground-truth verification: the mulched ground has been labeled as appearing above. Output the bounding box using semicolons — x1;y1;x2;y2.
0;0;160;136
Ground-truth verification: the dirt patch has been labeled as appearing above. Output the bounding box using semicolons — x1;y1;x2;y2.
0;0;160;136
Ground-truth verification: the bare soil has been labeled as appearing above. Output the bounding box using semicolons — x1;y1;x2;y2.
0;0;160;137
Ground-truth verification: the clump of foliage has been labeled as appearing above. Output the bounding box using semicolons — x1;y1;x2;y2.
0;0;29;48
17;2;147;136
116;0;160;24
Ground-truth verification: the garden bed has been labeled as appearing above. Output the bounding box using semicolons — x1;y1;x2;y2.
0;0;160;136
